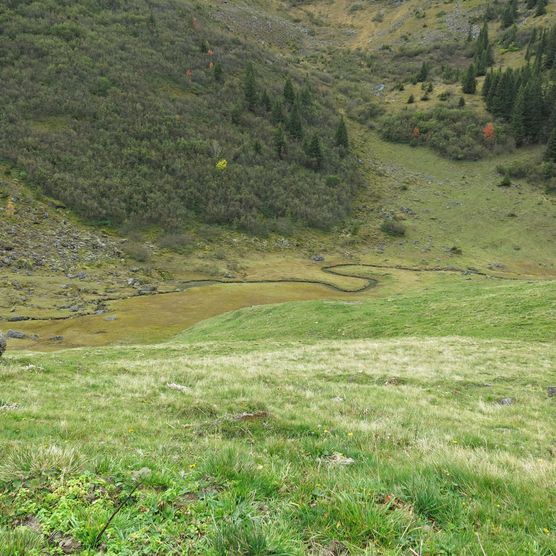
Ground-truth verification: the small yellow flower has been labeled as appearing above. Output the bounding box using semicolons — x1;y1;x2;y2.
544;528;550;535
347;432;353;437
216;159;228;171
323;429;329;434
189;463;197;469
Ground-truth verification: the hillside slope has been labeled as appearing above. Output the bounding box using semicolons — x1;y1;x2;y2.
0;0;361;232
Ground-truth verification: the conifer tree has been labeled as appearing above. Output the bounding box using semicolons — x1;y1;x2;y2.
416;62;429;82
244;63;257;111
284;78;295;106
261;90;271;112
545;127;556;161
524;77;544;141
271;100;284;124
474;21;494;74
287;104;303;139
462;64;477;94
482;70;493;98
307;134;323;169
274;126;286;159
501;0;518;27
511;86;527;146
535;0;547;16
214;62;223;82
335;117;349;149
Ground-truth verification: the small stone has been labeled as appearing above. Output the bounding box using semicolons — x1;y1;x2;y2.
68;305;80;312
0;332;6;357
7;330;26;339
498;397;514;406
132;467;152;480
138;285;156;295
322;540;349;556
311;255;325;262
548;387;556;397
104;315;117;321
48;336;64;342
324;452;355;466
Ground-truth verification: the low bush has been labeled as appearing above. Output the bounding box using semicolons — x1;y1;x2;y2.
379;107;514;160
381;220;406;236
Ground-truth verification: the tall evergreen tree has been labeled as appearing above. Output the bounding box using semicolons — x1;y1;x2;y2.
284;78;295;106
307;134;323;169
524;76;544;141
544;127;556;160
261;90;271;112
244;63;257;111
335;117;349;149
535;0;547;16
482;70;493;98
287;104;303;139
502;1;516;28
416;61;429;82
511;86;527;146
274;126;286;159
271;100;284;124
462;64;477;94
474;21;494;74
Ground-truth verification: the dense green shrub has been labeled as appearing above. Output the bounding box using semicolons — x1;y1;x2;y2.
380;220;406;237
379;107;514;160
0;0;362;232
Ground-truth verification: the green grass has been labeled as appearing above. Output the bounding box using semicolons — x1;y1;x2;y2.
1;278;555;554
180;278;556;343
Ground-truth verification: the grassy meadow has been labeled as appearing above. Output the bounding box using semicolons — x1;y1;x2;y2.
1;278;555;555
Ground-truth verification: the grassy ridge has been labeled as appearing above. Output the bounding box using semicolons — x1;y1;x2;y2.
180;278;556;343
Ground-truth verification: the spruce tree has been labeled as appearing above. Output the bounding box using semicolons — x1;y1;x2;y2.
214;62;223;82
462;64;477;94
261;90;272;112
284;78;295;106
287;104;303;139
524;76;544;141
545;127;556;161
482;70;493;98
335;117;349;149
307;134;323;169
502;3;515;28
244;63;257;111
416;62;429;82
511;86;527;146
474;21;494;72
271;100;284;124
535;0;547;16
300;86;312;108
274;126;286;159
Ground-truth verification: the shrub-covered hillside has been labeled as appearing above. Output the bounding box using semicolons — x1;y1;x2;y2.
0;0;361;232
